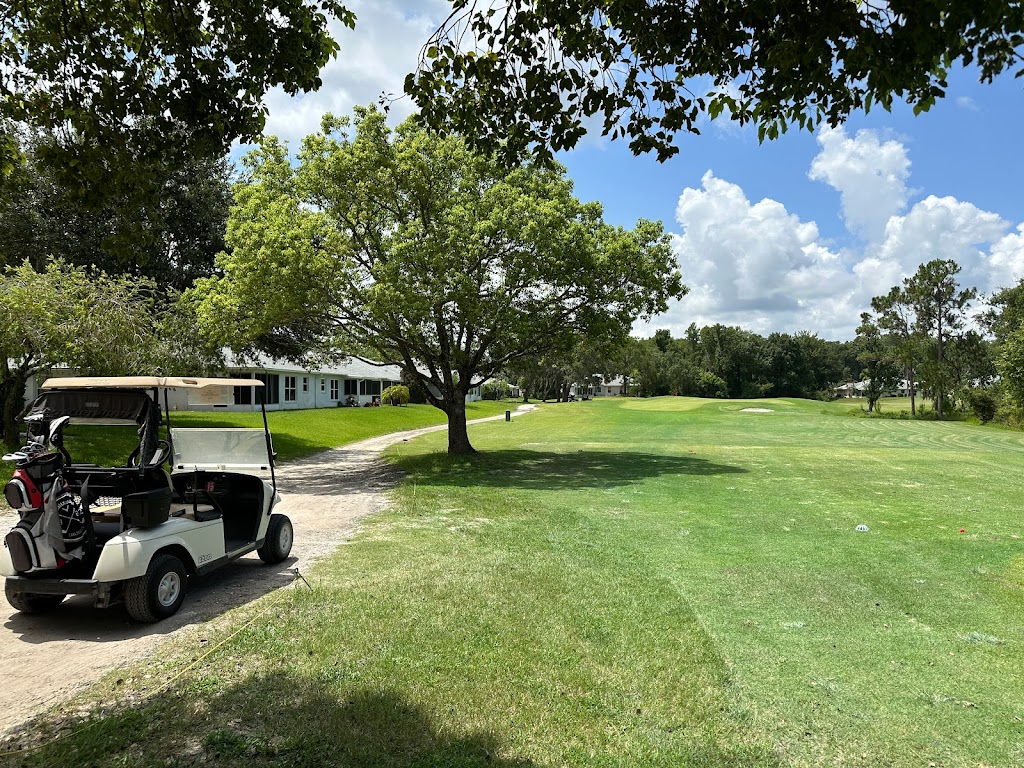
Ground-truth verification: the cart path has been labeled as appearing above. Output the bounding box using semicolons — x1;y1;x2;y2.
0;405;536;735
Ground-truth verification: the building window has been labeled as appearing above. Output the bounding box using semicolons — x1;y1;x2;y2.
233;374;281;406
330;379;339;399
359;380;381;396
233;375;253;405
321;379;326;392
343;379;358;396
284;376;297;402
302;377;309;392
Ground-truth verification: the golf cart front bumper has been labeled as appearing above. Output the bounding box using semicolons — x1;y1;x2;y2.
4;576;116;608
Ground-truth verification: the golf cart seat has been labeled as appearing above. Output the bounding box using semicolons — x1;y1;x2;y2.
67;466;175;536
168;502;219;522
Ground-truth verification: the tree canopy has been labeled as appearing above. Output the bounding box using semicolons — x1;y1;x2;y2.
0;0;352;200
192;107;684;452
904;259;977;419
863;259;987;419
0;128;231;291
406;1;1024;163
0;260;213;448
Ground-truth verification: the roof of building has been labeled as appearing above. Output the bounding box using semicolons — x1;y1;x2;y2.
42;376;263;390
226;352;404;381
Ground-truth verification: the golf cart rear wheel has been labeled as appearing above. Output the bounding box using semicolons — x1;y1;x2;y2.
5;582;64;614
124;553;187;623
258;514;293;564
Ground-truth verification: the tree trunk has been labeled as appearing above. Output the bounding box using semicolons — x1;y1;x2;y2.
936;315;945;419
446;402;476;454
1;374;29;450
908;366;917;416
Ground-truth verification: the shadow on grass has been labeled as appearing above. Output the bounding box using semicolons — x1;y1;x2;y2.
6;669;782;768
2;556;297;646
9;673;536;768
398;450;747;491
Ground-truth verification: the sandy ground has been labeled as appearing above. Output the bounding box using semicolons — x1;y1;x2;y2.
0;406;534;735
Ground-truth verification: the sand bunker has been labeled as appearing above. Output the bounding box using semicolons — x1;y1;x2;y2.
740;408;773;413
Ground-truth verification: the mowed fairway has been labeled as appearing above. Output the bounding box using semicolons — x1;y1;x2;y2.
8;398;1024;767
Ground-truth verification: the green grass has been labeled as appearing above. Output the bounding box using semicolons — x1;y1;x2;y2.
4;397;1024;767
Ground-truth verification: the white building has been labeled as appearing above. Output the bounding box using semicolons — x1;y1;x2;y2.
167;356;406;412
21;354;483;411
571;375;625;398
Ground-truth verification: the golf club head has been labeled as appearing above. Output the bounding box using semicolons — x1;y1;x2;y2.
49;415;71;447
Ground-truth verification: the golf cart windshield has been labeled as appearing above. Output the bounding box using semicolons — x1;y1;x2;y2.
171;428;274;471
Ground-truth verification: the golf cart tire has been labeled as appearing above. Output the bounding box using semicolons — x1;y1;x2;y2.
124;553;187;623
258;514;293;564
5;582;64;614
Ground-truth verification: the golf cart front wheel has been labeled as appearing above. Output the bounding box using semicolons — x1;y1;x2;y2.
124;553;187;623
258;514;293;564
5;582;64;614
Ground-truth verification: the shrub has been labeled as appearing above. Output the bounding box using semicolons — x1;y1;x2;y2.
381;385;410;406
695;371;728;399
482;380;511;400
967;389;998;424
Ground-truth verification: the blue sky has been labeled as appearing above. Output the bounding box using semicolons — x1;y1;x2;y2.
249;0;1024;340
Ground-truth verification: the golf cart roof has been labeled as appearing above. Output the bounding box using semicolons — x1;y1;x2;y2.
41;376;264;390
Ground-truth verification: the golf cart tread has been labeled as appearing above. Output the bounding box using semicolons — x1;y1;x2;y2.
257;514;292;564
124;553;187;623
5;582;64;613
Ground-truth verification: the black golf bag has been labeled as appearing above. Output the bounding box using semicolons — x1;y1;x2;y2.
4;447;87;574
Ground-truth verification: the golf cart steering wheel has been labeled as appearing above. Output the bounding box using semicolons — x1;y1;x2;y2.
127;439;172;468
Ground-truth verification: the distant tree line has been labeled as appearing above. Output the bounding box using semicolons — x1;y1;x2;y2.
507;257;1024;429
506;325;860;403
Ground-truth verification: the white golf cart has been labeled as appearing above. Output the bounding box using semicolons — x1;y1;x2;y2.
1;377;293;622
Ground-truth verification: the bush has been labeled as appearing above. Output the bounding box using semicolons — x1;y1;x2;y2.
695;371;728;399
482;380;511;401
381;385;410;406
967;389;998;423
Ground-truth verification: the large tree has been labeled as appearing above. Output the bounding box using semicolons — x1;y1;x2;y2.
854;313;900;413
904;259;976;419
870;285;922;416
406;1;1024;164
985;279;1024;409
193;107;684;453
0;260;211;448
0;0;352;204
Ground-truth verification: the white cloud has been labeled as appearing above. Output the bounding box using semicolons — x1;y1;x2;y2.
808;126;911;243
260;0;447;147
647;138;1024;340
988;224;1024;292
956;96;980;112
637;172;858;338
859;195;1008;299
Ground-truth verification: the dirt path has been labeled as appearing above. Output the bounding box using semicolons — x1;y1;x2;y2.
0;406;535;735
